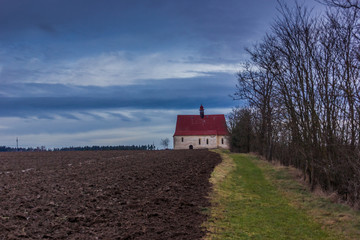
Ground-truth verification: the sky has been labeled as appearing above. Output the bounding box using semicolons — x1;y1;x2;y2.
0;0;323;149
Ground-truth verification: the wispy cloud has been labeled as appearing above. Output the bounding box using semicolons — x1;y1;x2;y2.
3;51;239;86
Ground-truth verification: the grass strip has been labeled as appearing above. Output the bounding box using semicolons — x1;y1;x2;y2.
204;151;345;240
254;156;360;239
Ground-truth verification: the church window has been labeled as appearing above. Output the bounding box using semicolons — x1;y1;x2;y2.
206;139;209;144
181;137;184;142
221;138;224;144
199;138;201;145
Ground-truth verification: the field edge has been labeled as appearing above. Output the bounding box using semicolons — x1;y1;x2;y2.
202;149;236;240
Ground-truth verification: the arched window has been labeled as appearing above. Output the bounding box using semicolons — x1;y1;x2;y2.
181;137;184;142
199;138;201;145
206;139;209;145
221;138;224;144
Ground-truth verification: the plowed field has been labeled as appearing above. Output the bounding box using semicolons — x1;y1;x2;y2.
0;150;221;239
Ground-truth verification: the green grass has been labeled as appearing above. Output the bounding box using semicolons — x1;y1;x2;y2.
254;157;360;239
204;152;358;240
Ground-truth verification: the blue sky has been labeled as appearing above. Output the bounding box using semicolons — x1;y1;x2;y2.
0;0;322;149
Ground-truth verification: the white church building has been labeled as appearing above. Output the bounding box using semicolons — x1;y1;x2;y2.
173;105;230;149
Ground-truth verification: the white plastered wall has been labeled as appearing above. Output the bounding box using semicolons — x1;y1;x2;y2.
173;135;230;149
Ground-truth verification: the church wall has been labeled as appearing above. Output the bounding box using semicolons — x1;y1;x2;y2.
216;135;230;149
173;135;229;149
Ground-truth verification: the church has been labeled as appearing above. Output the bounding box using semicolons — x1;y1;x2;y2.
173;105;230;149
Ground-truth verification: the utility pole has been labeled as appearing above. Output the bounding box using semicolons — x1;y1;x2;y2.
16;137;18;151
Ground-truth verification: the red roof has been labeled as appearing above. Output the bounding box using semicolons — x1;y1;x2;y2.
173;114;229;136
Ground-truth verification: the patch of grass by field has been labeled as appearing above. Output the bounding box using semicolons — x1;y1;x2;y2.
254;156;360;239
204;151;358;240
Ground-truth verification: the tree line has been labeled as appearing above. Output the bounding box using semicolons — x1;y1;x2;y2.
229;0;360;207
0;144;156;152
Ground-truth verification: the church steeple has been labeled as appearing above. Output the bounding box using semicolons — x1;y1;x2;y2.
200;104;204;118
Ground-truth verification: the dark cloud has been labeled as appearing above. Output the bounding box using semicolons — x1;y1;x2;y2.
37;24;57;34
0;95;232;118
78;111;105;121
106;112;132;122
0;74;235;118
0;0;280;59
58;113;80;120
34;113;55;120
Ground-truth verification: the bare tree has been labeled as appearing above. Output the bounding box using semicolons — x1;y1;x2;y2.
160;138;170;149
318;0;360;9
234;37;278;160
234;0;360;205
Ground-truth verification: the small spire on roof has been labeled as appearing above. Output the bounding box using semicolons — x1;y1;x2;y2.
200;104;204;118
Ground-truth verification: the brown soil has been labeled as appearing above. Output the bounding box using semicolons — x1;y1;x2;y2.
0;150;221;239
